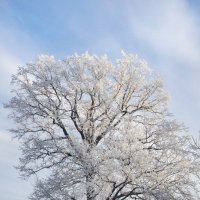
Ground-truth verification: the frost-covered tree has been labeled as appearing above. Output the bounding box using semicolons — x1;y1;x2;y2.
6;52;200;199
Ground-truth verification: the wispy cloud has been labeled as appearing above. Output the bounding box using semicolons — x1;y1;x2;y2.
127;0;200;66
107;0;200;133
0;5;39;200
0;131;33;200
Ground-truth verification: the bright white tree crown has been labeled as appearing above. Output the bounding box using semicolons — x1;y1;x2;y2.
6;52;200;200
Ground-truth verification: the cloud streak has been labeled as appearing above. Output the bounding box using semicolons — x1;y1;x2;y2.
107;0;200;133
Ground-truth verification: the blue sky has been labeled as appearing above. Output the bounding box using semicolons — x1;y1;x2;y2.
1;0;200;199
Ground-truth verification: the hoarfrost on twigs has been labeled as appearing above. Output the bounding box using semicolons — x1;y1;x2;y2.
6;52;200;200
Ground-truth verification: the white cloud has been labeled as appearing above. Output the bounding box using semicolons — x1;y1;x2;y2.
0;131;33;200
122;0;200;66
98;0;200;134
0;23;39;101
123;0;200;133
0;12;38;200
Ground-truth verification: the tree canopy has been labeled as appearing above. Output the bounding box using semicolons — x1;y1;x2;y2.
6;53;200;199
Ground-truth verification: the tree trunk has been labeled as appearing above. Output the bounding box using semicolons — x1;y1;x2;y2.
86;173;95;200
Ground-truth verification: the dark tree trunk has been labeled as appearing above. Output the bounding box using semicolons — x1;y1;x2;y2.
86;173;95;200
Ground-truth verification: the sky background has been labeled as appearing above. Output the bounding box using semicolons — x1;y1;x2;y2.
0;0;200;199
